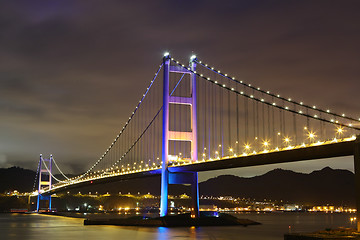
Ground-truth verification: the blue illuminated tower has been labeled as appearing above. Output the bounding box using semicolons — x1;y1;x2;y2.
160;53;199;218
36;154;53;212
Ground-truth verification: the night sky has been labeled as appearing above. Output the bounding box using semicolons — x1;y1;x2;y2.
1;1;359;181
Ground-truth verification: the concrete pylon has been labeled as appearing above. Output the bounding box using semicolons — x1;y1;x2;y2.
354;136;360;231
160;54;199;218
36;154;53;212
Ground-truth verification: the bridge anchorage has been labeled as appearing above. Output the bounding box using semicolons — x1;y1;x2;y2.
35;53;360;229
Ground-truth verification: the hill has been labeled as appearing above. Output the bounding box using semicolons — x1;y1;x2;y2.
199;167;355;206
0;167;37;193
0;166;355;206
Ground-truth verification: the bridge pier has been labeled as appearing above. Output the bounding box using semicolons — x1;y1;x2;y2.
190;172;200;218
354;137;360;232
160;168;169;216
36;194;52;212
161;171;199;218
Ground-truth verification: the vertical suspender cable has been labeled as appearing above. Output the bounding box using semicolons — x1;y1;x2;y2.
306;108;310;129
279;107;282;137
272;97;275;147
282;101;286;138
256;100;259;141
262;93;265;140
293;103;297;145
320;111;323;139
267;104;270;140
252;89;256;140
219;83;224;157
208;73;211;158
236;92;239;154
213;76;216;158
228;77;231;152
204;74;207;158
244;86;248;145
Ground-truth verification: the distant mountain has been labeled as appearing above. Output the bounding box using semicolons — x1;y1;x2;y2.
0;166;355;206
0;167;36;193
199;167;355;206
0;167;76;193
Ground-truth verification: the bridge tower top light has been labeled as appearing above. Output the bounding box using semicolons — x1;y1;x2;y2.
190;54;197;62
163;52;170;58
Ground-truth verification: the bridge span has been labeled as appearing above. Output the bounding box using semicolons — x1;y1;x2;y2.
35;53;360;230
46;137;357;194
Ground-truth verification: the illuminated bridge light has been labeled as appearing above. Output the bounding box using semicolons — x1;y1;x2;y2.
337;127;344;134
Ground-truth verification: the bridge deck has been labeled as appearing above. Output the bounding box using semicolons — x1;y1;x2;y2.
46;140;356;194
172;140;355;172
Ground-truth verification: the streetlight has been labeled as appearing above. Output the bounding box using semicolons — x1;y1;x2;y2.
244;143;251;153
336;127;344;138
215;151;219;159
283;137;291;147
307;131;316;143
262;140;270;150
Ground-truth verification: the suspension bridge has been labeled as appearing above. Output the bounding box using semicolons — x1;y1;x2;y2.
34;53;360;229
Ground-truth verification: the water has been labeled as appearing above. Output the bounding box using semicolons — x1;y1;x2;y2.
0;212;356;240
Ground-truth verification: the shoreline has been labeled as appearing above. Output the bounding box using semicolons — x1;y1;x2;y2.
83;213;261;227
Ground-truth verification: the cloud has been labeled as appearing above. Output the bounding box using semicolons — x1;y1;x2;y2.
0;0;359;175
0;154;7;166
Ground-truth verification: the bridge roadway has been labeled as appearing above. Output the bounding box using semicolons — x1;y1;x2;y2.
46;139;356;195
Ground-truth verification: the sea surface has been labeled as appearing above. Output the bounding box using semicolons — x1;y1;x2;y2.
0;212;356;240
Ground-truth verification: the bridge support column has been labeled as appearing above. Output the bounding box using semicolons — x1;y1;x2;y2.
160;54;171;217
190;172;200;218
160;168;169;217
168;171;199;218
354;136;360;232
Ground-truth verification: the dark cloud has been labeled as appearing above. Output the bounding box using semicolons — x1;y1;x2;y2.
0;0;359;177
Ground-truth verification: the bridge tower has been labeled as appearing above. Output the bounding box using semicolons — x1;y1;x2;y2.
160;53;199;218
354;136;360;232
36;154;53;212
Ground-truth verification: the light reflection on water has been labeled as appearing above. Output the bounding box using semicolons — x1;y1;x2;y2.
0;212;356;240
